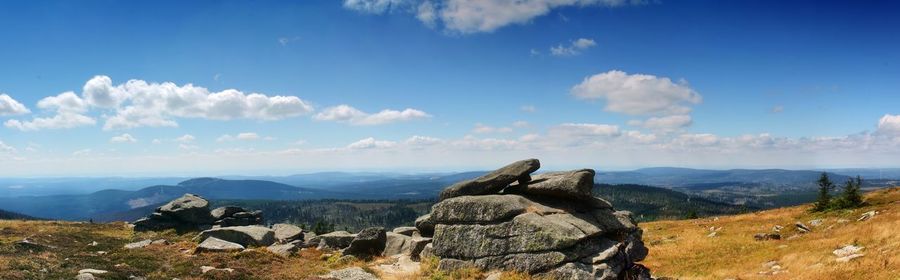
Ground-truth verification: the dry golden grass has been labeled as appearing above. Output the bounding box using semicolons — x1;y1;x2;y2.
642;187;900;280
0;220;364;280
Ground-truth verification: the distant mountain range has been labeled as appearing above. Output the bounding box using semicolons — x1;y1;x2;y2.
1;168;897;221
0;208;40;220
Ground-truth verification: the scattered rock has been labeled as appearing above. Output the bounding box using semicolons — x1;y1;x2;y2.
266;243;299;257
88;241;99;246
150;239;168;246
195;237;245;253
124;240;153;249
311;231;356;250
414;214;435;237
75;273;95;280
321;267;378;280
391;226;418;237
272;223;304;243
795;222;811;233
384;232;413;256
772;225;784;232
342;227;387;258
858;211;876;221
195;225;275;247
707;231;718;237
809;219;823;227
438;158;540;201
408;237;432;261
78;269;108;275
754;233;781;241
210;206;244;220
837;218;850;223
833;244;865;262
200;266;234;274
15;238;53;252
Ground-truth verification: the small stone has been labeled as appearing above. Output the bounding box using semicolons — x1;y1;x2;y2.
272;223;303;243
773;225;783;232
809;219;823;227
833;244;864;258
321;267;378;280
75;273;95;280
124;240;153;249
78;269;108;275
795;222;811;233
266;243;299;257
151;239;168;245
196;237;245;253
858;211;876;221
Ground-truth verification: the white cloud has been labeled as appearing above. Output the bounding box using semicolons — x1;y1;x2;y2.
512;121;530;128
6;76;315;131
346;0;641;34
550;38;596;56
771;105;784;113
152;139;162;144
0;93;30;116
314;105;431;125
237;132;260;141
630;115;693;131
175;134;196;143
71;148;92;156
0;141;15;153
5;91;97;131
110;133;138;143
877;114;900;136
472;123;513;134
520;105;537;113
551;123;621;137
571;70;703;116
347;137;397;149
217;132;261;142
405;135;443;146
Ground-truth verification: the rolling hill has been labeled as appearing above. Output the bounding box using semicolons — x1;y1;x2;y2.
0;208;39;220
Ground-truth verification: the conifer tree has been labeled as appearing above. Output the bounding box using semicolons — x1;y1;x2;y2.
839;175;864;208
813;172;834;212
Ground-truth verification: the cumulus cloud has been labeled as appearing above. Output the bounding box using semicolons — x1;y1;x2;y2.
0;94;30;116
347;137;397;149
175;134;196;143
405;135;444;146
0;141;15;153
4;91;97;131
629;115;693;131
5;76;316;131
217;132;262;142
550;38;596;56
472;123;513;134
345;0;641;34
110;133;138;143
314;105;431;125
571;70;702;116
877;114;900;136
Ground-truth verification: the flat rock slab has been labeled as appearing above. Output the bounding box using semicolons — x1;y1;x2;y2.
272;223;303;243
313;231;356;250
158;193;214;224
509;169;595;200
322;267;379;280
342;227;387;258
391;226;418;236
431;194;532;224
196;226;275;247
196;237;245;253
266;243;299;257
124;239;152;249
439;159;540;201
433;212;588;259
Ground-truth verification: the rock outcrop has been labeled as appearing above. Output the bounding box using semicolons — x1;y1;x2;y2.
133;194;264;232
195;225;276;247
421;159;653;279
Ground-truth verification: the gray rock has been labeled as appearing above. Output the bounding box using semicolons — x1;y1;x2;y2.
408;237;432;261
210;206;245;220
132;217;179;232
795;222;811;233
75;273;96;280
473;251;568;273
272;223;303;243
437;258;476;271
124;239;152;249
77;269;108;275
196;226;275;247
433;213;588;259
418;243;434;260
196;237;245;253
508;169;595;200
322;267;378;280
430;194;531;224
391;226;418;236
415;214;435;237
266;243;299;257
150;239;168;245
342;227;387;258
312;231;356;250
439;159;540;200
157;194;215;224
383;232;413;256
536;262;594;280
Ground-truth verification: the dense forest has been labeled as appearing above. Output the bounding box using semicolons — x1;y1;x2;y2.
211;199;432;233
593;184;751;221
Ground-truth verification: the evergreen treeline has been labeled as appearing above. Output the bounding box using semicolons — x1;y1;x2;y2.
811;172;865;212
593;184;751;221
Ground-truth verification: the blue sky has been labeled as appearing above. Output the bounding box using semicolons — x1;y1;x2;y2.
0;0;899;176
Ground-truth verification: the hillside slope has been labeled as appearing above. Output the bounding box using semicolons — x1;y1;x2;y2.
642;187;900;280
0;209;38;220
